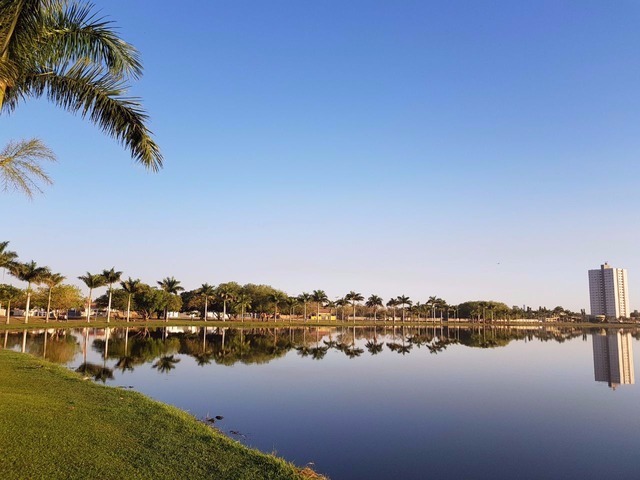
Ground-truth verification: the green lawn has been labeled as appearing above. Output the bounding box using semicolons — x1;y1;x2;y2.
0;350;323;480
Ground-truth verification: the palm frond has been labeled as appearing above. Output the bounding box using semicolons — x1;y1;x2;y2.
0;138;56;198
39;0;143;79
8;63;162;170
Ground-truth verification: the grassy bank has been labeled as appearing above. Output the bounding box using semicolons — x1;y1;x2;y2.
0;350;322;480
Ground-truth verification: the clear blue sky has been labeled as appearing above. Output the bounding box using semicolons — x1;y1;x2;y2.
3;0;640;311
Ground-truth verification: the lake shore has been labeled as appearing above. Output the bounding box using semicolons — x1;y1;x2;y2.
0;350;324;480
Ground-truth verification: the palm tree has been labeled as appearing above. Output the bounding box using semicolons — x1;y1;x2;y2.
0;139;56;197
0;284;21;324
235;293;251;322
120;277;141;322
386;298;398;322
42;271;65;322
336;297;348;321
366;294;383;321
285;296;299;321
102;267;122;323
216;285;236;322
0;241;18;314
0;0;162;171
157;277;184;321
311;290;328;323
197;283;216;321
297;292;312;322
345;291;364;323
396;295;412;323
9;260;49;323
270;292;286;321
78;272;106;322
0;241;18;270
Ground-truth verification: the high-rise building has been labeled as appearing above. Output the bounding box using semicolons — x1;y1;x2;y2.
592;330;635;389
588;263;630;319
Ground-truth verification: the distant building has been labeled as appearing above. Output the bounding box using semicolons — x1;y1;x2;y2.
588;263;630;319
592;330;635;389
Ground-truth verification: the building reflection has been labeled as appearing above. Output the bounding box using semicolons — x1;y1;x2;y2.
592;330;635;390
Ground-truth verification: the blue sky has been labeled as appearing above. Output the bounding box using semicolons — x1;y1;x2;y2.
3;0;640;310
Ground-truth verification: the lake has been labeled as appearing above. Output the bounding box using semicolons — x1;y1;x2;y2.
4;325;640;479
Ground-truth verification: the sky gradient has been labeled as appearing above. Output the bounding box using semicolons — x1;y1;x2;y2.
3;1;640;311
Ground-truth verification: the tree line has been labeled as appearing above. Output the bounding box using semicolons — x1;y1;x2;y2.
0;241;585;324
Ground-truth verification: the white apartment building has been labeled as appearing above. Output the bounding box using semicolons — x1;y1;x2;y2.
592;330;635;389
588;263;630;319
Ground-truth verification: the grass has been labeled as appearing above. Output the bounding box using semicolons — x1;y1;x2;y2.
0;350;324;480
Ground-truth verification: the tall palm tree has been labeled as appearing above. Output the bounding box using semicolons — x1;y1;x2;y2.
396;295;412;323
101;267;122;323
235;293;251;322
0;139;56;197
78;272;106;322
345;291;364;323
366;294;383;321
285;296;299;321
270;292;286;321
0;284;21;324
386;298;398;322
311;290;328;323
42;271;64;322
197;283;216;321
9;260;49;323
216;285;236;322
336;297;348;321
157;276;184;321
120;277;141;322
0;241;18;314
297;292;312;322
0;0;162;171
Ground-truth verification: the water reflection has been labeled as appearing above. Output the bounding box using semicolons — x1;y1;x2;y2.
3;325;639;379
592;329;635;389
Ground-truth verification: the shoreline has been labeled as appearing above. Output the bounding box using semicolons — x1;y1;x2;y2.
0;350;325;480
0;317;635;331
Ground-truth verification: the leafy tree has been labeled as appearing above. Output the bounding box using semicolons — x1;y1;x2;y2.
0;241;18;271
9;260;49;323
0;0;163;173
132;284;165;320
101;267;122;323
0;139;55;197
41;271;64;322
33;283;83;319
77;272;106;322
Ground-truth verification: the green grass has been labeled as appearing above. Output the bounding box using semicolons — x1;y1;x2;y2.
0;350;323;480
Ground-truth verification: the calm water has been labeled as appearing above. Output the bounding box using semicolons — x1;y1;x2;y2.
4;325;640;479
